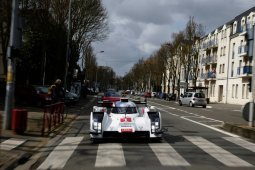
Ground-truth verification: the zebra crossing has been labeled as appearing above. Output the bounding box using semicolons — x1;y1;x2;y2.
34;136;255;169
0;138;27;150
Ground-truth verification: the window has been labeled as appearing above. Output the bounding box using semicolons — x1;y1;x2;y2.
233;22;237;34
232;43;235;59
223;46;226;56
246;84;249;99
222;64;225;73
231;62;234;77
219;64;222;73
232;84;235;98
242;84;245;99
235;84;238;98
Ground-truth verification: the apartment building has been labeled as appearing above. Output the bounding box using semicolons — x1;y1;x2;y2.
163;7;255;105
197;7;255;105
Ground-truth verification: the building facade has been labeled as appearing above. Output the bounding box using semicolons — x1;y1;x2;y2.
163;7;255;105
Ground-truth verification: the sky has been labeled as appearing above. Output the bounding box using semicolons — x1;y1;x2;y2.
92;0;255;76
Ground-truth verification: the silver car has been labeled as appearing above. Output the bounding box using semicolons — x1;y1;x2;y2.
179;92;207;108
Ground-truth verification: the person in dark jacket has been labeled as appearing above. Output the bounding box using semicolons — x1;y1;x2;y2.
48;79;65;103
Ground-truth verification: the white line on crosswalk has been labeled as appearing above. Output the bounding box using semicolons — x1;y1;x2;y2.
37;137;83;170
185;136;254;167
95;143;126;167
149;143;190;166
223;137;255;153
0;138;26;150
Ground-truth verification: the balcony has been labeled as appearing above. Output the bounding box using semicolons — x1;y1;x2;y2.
208;55;217;64
237;66;252;77
207;71;216;79
201;73;208;79
238;45;248;57
201;71;216;80
201;58;207;65
239;26;247;36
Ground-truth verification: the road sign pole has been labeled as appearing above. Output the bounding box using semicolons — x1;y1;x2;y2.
249;99;254;127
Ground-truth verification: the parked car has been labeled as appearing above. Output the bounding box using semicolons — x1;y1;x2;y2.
15;85;52;106
166;93;176;101
179;92;207;108
65;90;79;104
144;92;151;98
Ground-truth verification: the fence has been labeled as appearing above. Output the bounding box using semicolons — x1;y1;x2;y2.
41;102;65;136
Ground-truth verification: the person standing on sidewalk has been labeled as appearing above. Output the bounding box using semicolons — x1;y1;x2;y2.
48;79;65;103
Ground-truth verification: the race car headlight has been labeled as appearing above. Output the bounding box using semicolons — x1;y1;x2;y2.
151;121;160;133
93;122;102;133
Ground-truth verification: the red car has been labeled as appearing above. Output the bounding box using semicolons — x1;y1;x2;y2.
144;92;151;98
15;85;52;107
102;91;121;103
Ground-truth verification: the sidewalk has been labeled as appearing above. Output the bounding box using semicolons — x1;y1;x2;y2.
0;96;94;170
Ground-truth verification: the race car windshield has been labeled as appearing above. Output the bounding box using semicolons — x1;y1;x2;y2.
111;107;137;114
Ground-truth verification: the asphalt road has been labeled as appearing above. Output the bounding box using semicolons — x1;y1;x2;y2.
29;96;255;170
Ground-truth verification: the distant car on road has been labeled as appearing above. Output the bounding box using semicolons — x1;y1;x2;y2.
166;93;176;101
179;92;207;108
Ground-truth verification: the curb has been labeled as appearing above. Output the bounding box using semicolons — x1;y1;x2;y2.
221;122;255;140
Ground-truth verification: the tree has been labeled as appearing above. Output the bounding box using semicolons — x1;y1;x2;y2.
0;0;11;75
184;17;205;91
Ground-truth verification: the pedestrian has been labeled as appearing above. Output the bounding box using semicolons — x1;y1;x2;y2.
48;79;65;103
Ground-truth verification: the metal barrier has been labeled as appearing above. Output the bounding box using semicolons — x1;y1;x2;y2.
41;102;65;136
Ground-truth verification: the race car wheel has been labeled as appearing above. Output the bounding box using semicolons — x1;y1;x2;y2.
179;101;182;106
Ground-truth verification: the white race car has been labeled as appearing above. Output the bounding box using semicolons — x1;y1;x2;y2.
90;98;164;140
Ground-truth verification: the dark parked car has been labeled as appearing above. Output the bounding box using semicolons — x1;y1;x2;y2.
15;85;52;106
144;92;151;98
166;93;176;101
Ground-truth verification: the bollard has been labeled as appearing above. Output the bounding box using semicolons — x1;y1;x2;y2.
249;99;254;127
12;109;27;134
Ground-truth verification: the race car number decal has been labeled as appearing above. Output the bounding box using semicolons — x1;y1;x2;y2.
120;117;132;122
121;128;133;132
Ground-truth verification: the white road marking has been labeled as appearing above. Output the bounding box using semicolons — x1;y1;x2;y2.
95;143;126;167
185;136;253;167
181;116;239;137
223;137;255;152
156;104;236;137
37;137;83;170
0;138;26;150
149;143;190;166
232;110;241;112
149;101;176;110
